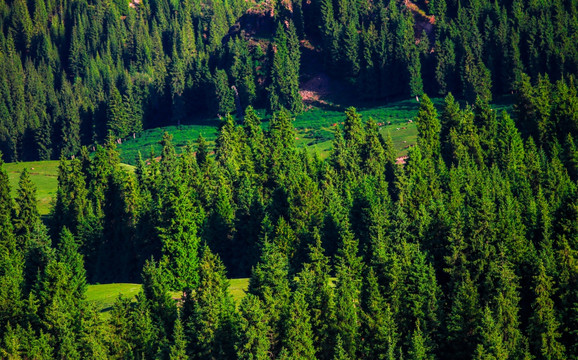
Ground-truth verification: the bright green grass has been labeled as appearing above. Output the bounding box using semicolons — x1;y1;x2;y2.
85;283;143;314
117;98;433;164
86;278;250;316
4;161;60;215
229;278;250;303
4;161;135;216
118;124;219;164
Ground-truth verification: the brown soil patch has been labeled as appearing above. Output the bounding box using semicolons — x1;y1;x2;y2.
300;73;332;105
396;156;408;165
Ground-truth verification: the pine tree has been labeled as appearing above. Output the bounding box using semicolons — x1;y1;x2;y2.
57;228;86;300
248;240;291;355
169;316;189;360
213;68;235;115
528;260;566;360
334;231;362;358
236;294;271;360
332;335;351;360
140;258;177;341
415;94;441;159
281;291;316;360
0;154;23;334
268;23;302;114
13;168;39;243
342;21;360;80
360;267;398;359
158;161;203;291
297;232;336;359
408;320;430;360
474;306;507;360
445;271;481;358
183;246;237;359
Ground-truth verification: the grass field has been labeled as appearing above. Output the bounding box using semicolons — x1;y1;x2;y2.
4;160;60;215
117;98;433;164
85;278;250;316
85;283;143;315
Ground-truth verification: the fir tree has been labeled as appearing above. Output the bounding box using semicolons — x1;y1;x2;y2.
415;94;441;159
13;168;39;243
281;291;316;360
528;260;566;360
236;294;271;360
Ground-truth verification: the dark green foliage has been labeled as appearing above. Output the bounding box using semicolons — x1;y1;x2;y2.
528;261;566;360
267;22;302;114
0;155;23;334
236;294;271;360
13;168;39;243
415;94;441;159
0;7;577;350
182;246;237;359
281;291;316;359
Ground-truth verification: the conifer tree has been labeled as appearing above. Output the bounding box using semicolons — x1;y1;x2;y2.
248;240;291;355
528;260;566;360
236;294;271;360
268;23;302;114
0;155;23;334
360;266;398;359
334;230;362;358
332;335;351;360
474;306;507;360
183;246;237;359
13;168;39;243
415;94;441;159
297;232;336;359
281;291;316;360
408;320;429;360
140;258;177;343
157;158;203;291
445;271;481;358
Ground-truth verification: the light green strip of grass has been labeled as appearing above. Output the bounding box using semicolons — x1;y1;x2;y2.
86;278;250;317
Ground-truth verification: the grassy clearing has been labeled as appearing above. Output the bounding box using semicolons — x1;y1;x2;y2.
85;283;143;315
4;161;134;216
117;98;432;164
118;123;219;164
229;278;250;302
85;278;250;316
4;161;60;215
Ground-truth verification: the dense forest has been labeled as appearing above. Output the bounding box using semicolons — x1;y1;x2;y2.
1;85;578;358
1;0;578;161
1;0;578;358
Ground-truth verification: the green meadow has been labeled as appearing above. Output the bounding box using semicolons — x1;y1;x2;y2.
5;160;60;215
85;278;250;317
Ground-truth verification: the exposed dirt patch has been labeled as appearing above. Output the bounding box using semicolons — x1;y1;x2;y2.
300;73;332;105
396;156;408;165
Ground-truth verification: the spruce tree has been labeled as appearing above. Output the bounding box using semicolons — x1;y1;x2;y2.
236;294;271;360
333;231;362;358
415;94;441;159
528;260;566;360
281;291;316;360
158;161;203;291
248;240;291;355
297;232;336;359
13;168;39;243
0;155;23;334
169;316;189;360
